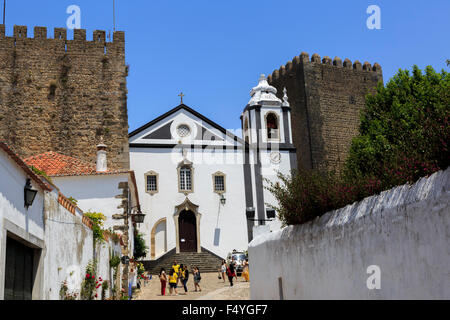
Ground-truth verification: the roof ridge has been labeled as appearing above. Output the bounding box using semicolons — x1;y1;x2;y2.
128;103;246;145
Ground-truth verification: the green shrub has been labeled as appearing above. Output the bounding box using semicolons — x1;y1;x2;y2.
345;65;449;184
80;261;98;300
267;65;449;226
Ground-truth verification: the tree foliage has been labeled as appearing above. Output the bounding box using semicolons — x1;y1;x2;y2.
267;65;449;226
133;232;148;261
345;65;449;186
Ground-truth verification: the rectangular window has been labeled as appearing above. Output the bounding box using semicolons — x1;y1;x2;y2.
180;168;192;191
146;175;157;192
214;175;225;192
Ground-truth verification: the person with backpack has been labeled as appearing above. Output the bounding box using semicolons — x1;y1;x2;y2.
193;267;202;292
159;268;167;296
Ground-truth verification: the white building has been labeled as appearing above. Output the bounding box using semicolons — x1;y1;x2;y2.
0;142;49;300
23;144;140;259
0;142;121;300
129;75;296;262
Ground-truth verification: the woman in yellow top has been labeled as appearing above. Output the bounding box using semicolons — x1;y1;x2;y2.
242;259;250;282
168;268;178;296
172;261;180;274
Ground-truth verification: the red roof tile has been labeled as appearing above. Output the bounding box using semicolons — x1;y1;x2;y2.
23;151;129;177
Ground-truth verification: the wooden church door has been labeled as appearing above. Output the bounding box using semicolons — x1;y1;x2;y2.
179;210;197;252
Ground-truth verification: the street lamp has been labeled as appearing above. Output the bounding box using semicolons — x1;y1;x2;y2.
246;207;255;219
266;209;276;219
220;194;226;205
24;179;37;209
132;211;146;224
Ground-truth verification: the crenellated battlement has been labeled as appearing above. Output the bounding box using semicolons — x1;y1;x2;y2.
0;25;124;51
267;51;382;83
266;50;383;174
0;25;129;171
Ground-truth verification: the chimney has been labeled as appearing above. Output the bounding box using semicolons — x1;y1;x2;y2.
96;137;108;172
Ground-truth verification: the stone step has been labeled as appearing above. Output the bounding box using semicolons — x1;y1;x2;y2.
142;247;224;275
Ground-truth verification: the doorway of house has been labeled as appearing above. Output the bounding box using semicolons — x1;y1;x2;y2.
178;210;197;252
4;236;35;300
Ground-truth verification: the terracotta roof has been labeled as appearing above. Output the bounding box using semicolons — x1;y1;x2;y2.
0;142;52;191
24;151;129;177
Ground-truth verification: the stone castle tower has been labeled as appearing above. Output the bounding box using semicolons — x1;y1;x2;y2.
0;25;129;169
268;52;383;172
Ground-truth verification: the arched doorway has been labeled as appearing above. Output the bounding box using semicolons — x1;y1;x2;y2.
174;198;202;254
151;218;167;259
178;210;197;252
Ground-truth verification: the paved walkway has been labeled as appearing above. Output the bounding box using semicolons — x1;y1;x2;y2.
135;273;250;300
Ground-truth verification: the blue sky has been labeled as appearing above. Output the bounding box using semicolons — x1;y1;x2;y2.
3;0;450;132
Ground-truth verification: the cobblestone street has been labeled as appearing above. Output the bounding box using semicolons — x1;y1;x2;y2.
135;273;250;300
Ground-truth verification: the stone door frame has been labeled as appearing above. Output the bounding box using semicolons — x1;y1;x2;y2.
174;198;201;254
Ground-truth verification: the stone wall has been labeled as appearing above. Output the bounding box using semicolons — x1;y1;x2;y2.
268;52;383;171
248;168;450;299
0;25;129;169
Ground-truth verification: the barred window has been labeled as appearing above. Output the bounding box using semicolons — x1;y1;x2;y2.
145;171;159;194
214;175;225;192
146;175;157;192
180;167;192;191
213;172;226;194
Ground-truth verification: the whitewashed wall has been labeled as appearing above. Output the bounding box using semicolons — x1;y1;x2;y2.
43;191;94;300
249;168;450;300
0;151;46;300
0;151;45;244
52;174;127;230
43;190;125;300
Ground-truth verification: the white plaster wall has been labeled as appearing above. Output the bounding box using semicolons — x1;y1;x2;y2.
131;147;249;260
96;240;114;299
260;150;292;232
43;191;95;300
0;151;45;242
249;168;450;300
154;220;167;257
0;151;46;300
52;175;127;230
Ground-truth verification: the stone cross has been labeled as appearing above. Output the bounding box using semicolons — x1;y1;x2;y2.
178;92;185;104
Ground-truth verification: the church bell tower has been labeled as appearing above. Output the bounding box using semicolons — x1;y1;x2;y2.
241;75;297;240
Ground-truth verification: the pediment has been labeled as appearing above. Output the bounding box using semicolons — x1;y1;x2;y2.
129;104;244;148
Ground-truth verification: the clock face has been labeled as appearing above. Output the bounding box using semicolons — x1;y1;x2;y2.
270;152;281;164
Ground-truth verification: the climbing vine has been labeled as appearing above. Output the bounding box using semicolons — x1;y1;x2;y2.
84;212;107;243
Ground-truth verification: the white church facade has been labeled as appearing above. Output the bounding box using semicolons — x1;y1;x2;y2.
129;75;297;260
